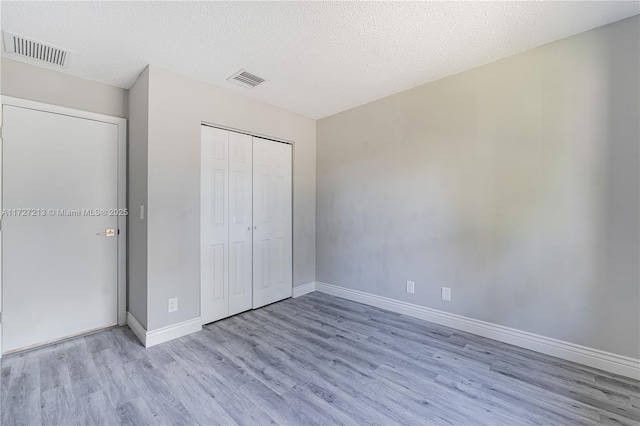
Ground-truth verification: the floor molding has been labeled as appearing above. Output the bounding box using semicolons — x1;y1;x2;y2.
126;312;148;346
314;281;640;380
293;281;316;298
127;312;202;348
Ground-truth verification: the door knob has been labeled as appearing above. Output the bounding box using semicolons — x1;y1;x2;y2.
247;226;251;231
254;226;257;230
97;229;115;237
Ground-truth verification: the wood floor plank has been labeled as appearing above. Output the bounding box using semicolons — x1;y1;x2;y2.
280;386;360;426
158;357;238;426
429;345;605;422
2;352;42;426
250;309;381;370
490;360;640;421
237;319;403;424
239;378;320;426
2;292;638;425
93;348;142;408
433;373;600;426
598;409;640;426
39;346;72;394
215;322;299;395
122;356;198;425
190;367;277;426
80;389;122;426
115;396;158;426
495;357;633;406
40;383;76;426
1;365;12;405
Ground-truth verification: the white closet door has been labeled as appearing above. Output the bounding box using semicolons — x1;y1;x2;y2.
252;137;292;309
228;132;253;316
201;126;229;324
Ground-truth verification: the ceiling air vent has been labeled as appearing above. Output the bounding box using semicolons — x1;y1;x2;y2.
227;69;265;89
3;31;73;68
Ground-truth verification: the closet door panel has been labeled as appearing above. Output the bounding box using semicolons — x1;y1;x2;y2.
201;126;229;324
228;132;253;315
253;138;292;308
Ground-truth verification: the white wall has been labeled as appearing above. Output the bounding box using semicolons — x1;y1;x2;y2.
140;66;316;331
317;16;639;358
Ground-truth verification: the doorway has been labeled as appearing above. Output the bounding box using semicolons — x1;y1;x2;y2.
0;97;127;354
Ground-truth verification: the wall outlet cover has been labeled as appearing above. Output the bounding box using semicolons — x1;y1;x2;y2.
441;287;451;302
406;280;415;294
168;297;178;313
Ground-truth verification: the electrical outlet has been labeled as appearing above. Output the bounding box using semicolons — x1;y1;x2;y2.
441;287;451;302
168;298;178;313
406;280;415;294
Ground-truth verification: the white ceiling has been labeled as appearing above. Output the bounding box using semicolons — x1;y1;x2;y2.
1;1;638;119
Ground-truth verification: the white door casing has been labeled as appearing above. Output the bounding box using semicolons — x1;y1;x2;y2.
200;126;229;324
1;98;127;354
228;131;253;316
252;137;293;309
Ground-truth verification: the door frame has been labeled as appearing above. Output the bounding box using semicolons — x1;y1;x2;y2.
0;96;128;356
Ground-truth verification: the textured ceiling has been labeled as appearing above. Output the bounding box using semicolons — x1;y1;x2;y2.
1;1;638;119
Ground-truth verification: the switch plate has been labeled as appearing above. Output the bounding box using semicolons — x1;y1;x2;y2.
168;298;178;313
441;287;451;302
406;280;415;294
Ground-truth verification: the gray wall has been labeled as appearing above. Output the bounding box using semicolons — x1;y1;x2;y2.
127;67;149;328
1;58;128;118
317;16;640;358
143;66;316;331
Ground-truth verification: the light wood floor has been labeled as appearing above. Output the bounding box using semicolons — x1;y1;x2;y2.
2;292;639;425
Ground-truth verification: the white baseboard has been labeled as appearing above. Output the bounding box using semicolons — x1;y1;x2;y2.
314;282;640;380
293;281;316;298
127;312;202;348
126;312;148;346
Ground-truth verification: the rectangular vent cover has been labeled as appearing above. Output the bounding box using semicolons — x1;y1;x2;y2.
3;31;73;68
227;70;265;89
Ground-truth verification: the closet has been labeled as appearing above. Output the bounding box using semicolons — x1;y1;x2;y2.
200;125;292;324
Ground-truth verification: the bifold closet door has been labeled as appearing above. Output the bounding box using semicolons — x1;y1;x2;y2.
228;131;253;316
202;127;292;322
252;137;293;309
201;126;253;324
201;126;230;324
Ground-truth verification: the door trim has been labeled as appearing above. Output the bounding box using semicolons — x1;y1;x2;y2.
0;96;128;356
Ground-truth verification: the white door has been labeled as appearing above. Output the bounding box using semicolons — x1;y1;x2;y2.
201;126;229;324
2;105;119;352
252;137;292;308
228;132;253;316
